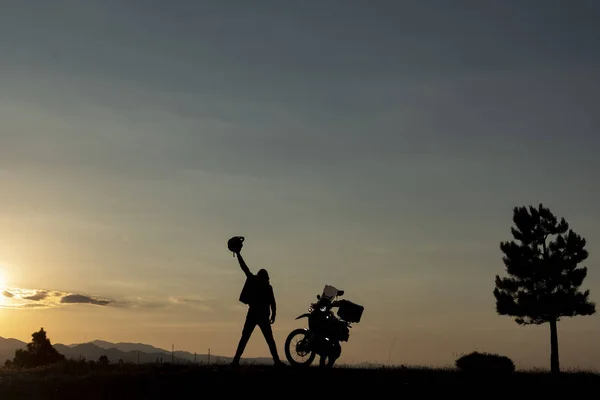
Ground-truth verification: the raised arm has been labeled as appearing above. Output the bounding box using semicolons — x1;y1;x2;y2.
235;252;252;278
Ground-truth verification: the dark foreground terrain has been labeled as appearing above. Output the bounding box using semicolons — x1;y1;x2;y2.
1;361;599;398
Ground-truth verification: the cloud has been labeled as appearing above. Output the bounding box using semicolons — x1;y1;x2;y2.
108;297;170;310
22;290;49;301
21;303;49;309
167;296;213;312
1;287;111;309
0;286;220;313
60;294;111;306
108;296;216;312
0;302;50;310
3;287;53;302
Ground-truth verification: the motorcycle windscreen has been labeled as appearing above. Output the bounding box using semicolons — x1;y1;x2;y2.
322;284;339;300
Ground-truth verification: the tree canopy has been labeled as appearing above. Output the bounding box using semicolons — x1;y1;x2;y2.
9;327;65;368
493;203;595;373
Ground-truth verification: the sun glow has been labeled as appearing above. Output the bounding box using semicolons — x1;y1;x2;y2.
0;267;6;290
0;267;7;307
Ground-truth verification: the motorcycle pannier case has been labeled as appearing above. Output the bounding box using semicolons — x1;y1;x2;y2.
337;299;364;323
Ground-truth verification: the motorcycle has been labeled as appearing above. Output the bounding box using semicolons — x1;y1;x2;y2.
284;284;364;367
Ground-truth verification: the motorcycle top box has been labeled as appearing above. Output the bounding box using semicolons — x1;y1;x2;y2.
336;299;364;323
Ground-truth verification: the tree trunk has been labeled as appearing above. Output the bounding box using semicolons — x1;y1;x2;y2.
549;318;560;374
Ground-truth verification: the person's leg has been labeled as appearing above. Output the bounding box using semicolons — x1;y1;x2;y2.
232;313;257;364
258;318;282;364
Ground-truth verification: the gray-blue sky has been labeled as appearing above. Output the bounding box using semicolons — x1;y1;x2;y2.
1;0;599;369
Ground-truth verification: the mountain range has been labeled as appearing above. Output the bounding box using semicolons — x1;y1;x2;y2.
0;337;272;365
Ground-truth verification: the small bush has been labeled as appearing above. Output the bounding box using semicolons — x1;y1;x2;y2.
455;351;515;374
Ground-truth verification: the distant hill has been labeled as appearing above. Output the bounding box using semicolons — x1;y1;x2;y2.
0;337;271;365
0;337;27;364
53;343;190;364
89;340;169;355
80;340;272;365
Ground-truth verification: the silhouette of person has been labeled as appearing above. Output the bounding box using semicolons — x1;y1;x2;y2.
231;249;284;367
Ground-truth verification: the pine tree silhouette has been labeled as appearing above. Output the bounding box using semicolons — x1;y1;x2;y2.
494;204;596;373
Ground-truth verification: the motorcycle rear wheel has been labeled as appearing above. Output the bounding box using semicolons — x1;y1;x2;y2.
284;328;316;367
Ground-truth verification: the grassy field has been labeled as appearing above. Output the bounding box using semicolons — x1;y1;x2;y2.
1;361;599;398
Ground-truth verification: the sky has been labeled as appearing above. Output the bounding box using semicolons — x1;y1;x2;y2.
1;0;599;371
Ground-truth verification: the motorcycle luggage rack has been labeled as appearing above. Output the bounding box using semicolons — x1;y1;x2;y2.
336;299;364;323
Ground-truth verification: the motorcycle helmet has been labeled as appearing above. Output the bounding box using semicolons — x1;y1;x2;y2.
227;236;245;254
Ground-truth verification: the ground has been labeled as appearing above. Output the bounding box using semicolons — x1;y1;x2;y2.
0;362;599;398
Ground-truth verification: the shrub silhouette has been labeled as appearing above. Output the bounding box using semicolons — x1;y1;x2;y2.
455;351;515;374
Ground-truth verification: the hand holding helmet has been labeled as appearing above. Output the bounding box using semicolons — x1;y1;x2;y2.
227;236;245;256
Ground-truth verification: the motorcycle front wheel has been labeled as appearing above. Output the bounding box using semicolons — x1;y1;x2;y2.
284;328;316;367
